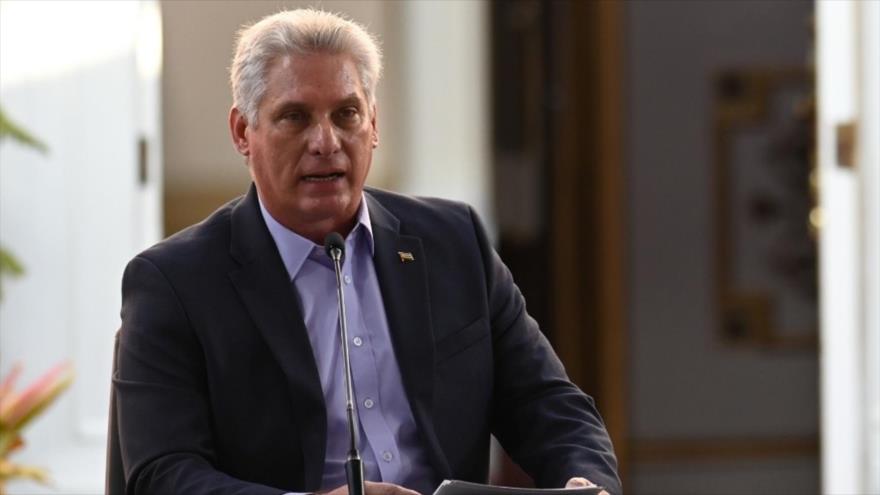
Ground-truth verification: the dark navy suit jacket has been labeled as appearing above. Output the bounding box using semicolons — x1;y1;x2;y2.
115;184;620;494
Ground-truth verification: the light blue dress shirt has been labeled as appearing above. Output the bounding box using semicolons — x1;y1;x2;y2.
259;195;438;495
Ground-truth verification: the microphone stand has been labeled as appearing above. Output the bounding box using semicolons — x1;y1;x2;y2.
326;234;365;495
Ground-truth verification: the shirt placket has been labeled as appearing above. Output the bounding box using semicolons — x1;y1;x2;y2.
344;240;402;483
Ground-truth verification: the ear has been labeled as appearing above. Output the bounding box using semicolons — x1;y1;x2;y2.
229;106;250;156
370;104;379;148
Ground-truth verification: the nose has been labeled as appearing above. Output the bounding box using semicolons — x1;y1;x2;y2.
307;118;341;156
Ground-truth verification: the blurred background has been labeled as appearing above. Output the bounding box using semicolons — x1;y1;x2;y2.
0;1;877;494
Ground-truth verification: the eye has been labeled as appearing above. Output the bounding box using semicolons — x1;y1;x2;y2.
281;111;307;123
336;106;360;121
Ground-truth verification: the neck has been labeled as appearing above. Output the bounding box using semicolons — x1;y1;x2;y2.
255;190;363;245
289;215;358;245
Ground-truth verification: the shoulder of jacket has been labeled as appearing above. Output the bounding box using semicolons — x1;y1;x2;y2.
365;186;475;226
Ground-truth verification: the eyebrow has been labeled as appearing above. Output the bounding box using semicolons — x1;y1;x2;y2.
272;93;363;114
336;94;362;108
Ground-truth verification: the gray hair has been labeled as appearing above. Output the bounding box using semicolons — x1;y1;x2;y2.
230;8;383;125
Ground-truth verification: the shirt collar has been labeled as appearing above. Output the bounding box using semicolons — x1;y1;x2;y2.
258;193;375;281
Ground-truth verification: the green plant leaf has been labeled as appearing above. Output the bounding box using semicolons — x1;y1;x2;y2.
0;106;48;153
0;246;25;301
0;247;24;277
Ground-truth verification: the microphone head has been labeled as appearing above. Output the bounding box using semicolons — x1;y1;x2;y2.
324;232;346;262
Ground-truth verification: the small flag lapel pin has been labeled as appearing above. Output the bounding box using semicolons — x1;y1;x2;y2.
397;251;415;263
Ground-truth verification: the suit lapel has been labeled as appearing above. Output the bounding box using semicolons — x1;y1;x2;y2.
228;185;326;490
367;192;452;478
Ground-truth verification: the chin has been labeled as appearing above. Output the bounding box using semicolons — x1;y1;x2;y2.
306;194;347;210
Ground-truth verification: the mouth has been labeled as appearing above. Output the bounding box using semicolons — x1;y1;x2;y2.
302;172;344;183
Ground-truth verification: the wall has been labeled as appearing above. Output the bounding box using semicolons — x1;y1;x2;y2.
624;1;818;492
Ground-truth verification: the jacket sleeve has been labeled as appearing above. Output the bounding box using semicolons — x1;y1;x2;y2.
116;255;283;495
467;207;622;494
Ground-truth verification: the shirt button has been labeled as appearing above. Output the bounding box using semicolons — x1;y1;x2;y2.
344;275;352;284
363;398;374;409
382;451;393;462
353;336;363;347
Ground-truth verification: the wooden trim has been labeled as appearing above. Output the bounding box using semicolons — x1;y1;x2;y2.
631;436;819;463
551;0;586;397
594;0;628;479
550;0;629;481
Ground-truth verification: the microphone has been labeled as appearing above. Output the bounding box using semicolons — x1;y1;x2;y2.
324;232;365;495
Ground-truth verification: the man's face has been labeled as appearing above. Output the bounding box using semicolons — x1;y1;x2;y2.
238;52;377;240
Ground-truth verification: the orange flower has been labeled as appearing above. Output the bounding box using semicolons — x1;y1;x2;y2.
0;362;74;432
0;364;22;404
0;362;73;491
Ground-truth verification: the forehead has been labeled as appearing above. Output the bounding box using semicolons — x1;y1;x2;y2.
262;52;367;108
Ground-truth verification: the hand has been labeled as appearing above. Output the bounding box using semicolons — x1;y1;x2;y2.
322;481;422;495
565;477;609;495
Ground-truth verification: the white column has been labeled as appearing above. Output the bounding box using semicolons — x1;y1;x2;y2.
396;0;493;229
856;0;880;492
816;0;880;493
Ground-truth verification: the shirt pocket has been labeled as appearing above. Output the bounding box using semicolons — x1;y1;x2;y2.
434;316;489;365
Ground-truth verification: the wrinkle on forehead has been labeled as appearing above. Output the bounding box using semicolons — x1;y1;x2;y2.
270;53;364;98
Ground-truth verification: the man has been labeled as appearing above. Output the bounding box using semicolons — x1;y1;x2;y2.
114;9;620;495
